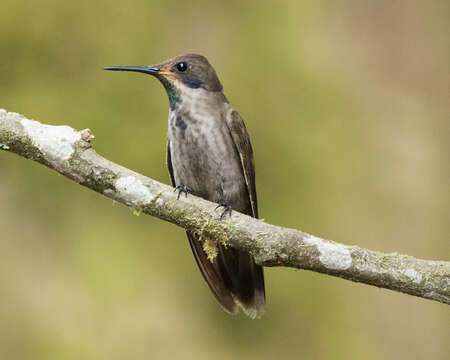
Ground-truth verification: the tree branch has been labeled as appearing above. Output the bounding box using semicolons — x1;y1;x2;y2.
1;108;449;305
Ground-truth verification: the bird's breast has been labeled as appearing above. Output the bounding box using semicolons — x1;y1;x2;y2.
167;107;247;209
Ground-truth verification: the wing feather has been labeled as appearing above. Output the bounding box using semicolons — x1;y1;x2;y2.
225;110;258;218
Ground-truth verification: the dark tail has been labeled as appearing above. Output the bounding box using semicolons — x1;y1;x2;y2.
186;231;265;318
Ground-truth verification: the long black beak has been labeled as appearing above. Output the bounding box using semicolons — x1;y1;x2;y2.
103;65;160;75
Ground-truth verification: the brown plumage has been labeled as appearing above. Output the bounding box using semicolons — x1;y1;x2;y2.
105;54;265;318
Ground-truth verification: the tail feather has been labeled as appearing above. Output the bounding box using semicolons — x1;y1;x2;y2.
186;231;237;314
186;231;265;318
235;251;265;319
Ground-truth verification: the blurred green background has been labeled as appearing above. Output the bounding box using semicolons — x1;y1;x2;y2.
1;0;449;359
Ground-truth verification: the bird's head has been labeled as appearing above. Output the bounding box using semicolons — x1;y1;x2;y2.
105;54;223;109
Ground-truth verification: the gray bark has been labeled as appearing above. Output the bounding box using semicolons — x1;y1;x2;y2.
1;109;449;305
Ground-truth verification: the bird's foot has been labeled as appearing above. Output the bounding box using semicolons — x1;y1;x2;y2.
174;185;192;200
215;203;232;220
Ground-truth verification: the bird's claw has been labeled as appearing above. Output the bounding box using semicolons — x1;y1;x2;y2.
174;185;192;200
215;203;232;219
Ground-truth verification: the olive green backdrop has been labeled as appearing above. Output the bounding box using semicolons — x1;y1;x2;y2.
1;1;448;359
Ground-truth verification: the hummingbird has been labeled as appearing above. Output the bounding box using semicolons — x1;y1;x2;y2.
105;54;265;318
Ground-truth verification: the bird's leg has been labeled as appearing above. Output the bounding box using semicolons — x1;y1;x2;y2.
174;185;192;200
215;203;232;220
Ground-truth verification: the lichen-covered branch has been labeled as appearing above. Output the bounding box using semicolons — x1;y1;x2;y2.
1;108;449;305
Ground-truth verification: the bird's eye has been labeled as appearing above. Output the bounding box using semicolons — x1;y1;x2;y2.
175;62;188;72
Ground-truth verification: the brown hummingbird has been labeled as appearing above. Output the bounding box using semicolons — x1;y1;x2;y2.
105;54;265;318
